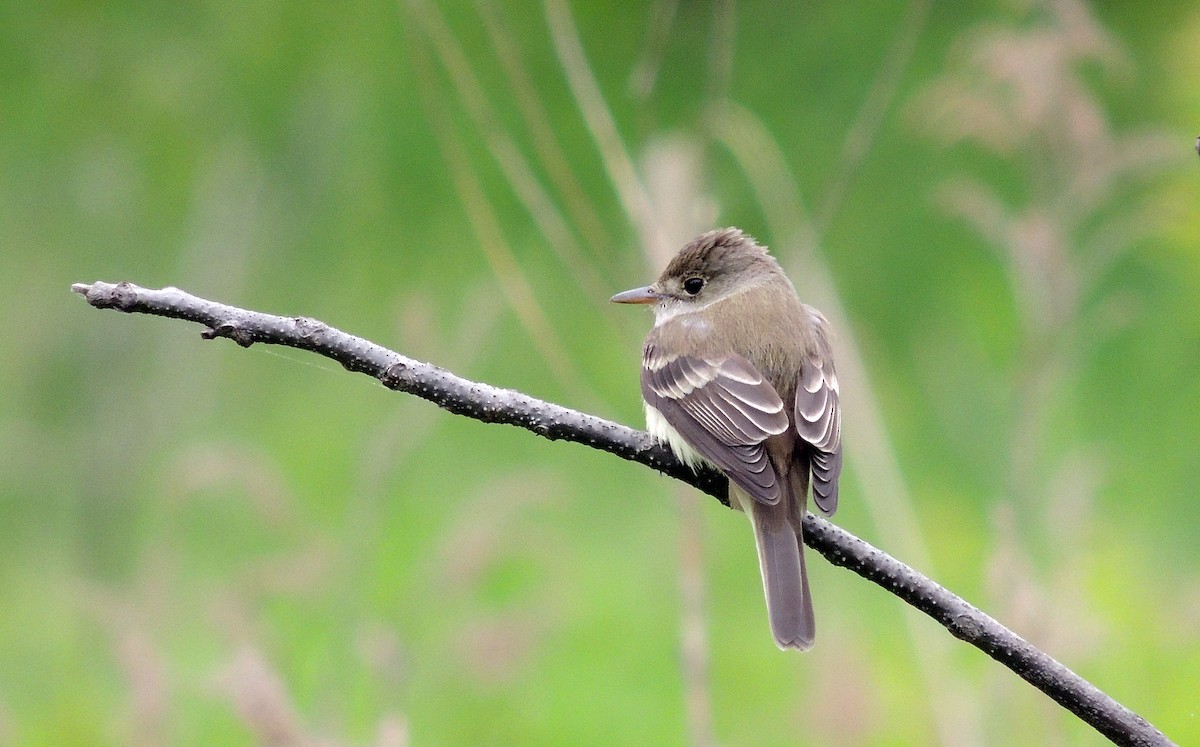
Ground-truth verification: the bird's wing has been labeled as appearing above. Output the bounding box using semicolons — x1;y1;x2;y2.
794;350;842;515
642;342;790;504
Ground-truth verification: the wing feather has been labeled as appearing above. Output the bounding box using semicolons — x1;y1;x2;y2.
794;344;842;515
642;343;788;504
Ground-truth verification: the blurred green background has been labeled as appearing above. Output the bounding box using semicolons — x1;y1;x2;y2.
2;0;1198;744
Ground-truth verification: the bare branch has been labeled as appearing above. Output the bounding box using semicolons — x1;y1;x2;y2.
71;280;1174;747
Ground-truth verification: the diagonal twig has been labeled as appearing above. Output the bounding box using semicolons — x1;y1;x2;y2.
71;280;1174;747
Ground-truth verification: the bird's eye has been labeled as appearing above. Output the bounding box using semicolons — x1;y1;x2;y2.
682;277;705;295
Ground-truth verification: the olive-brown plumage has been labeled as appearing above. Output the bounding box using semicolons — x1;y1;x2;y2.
612;228;841;649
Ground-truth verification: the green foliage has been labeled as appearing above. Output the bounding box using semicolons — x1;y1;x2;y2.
2;1;1198;744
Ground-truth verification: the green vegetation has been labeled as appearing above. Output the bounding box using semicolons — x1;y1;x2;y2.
2;1;1197;744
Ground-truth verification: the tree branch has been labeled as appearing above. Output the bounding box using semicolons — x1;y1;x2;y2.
72;280;1173;747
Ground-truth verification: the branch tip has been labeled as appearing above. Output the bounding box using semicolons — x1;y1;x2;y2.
72;280;139;311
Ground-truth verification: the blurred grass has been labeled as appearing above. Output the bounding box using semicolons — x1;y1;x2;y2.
3;1;1199;745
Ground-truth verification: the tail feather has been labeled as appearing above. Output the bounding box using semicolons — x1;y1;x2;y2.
734;488;814;650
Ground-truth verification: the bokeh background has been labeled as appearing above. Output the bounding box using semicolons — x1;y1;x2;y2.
2;0;1198;744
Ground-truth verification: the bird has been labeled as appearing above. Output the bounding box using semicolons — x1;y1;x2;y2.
611;227;842;649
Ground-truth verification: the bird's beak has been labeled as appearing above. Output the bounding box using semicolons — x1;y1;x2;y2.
610;285;662;304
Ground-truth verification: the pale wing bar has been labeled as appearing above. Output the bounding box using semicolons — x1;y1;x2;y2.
643;344;789;504
795;354;842;515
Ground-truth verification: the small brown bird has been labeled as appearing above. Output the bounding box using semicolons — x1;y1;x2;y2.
612;228;842;649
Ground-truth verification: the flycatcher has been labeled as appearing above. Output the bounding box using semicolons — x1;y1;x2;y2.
612;227;842;650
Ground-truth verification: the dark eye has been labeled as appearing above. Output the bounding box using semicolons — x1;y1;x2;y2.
682;277;705;295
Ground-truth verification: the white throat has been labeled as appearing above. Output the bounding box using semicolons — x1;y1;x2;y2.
651;299;703;327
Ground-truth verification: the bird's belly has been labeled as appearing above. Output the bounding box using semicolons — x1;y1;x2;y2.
644;403;712;471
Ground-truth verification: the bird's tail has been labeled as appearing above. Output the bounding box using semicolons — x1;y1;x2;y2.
734;484;814;650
